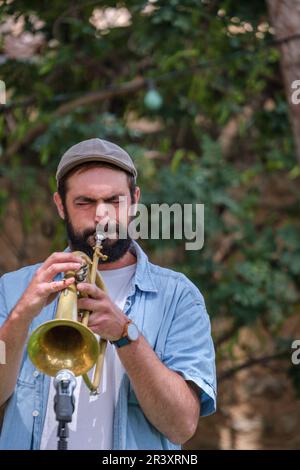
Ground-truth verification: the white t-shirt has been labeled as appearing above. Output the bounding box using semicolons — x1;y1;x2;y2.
40;262;136;450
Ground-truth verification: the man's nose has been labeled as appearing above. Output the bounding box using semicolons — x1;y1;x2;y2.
94;202;109;225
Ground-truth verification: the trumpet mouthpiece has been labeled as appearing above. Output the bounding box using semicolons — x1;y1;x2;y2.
95;222;106;243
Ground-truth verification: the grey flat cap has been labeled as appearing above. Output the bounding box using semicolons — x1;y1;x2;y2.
56;138;137;184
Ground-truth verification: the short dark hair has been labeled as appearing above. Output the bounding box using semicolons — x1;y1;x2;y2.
57;161;136;208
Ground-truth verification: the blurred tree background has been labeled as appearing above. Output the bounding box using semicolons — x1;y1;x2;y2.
0;0;300;449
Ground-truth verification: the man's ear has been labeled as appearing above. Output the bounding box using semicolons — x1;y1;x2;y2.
130;186;141;216
134;186;141;204
53;192;65;220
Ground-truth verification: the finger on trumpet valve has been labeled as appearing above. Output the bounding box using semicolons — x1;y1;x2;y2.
75;263;88;282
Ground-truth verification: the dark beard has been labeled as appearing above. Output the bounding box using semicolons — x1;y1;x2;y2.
64;209;132;264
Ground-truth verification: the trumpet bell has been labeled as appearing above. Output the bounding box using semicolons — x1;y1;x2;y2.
27;319;100;377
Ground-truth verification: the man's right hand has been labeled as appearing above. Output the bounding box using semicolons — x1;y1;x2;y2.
16;252;83;322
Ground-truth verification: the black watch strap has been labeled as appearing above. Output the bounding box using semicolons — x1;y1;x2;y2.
112;336;131;348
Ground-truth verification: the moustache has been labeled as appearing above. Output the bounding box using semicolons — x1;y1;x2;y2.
83;223;121;242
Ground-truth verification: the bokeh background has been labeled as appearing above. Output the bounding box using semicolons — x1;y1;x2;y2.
0;0;300;449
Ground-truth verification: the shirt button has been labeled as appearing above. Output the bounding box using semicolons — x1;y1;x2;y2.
33;370;39;378
32;410;39;417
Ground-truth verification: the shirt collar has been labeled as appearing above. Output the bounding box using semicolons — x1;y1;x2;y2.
129;240;158;293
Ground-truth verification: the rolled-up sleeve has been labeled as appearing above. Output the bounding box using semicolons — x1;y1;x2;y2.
162;277;217;417
0;275;8;327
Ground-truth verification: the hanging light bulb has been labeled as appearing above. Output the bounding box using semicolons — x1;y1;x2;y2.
144;81;163;110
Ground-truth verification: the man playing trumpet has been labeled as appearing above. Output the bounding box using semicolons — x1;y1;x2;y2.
0;138;216;450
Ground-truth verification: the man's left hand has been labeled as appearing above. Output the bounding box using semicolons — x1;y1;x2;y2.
76;283;127;341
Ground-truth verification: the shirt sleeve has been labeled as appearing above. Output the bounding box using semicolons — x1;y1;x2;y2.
0;274;8;327
162;275;217;417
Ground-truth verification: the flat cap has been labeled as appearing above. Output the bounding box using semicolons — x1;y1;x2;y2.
56;138;137;184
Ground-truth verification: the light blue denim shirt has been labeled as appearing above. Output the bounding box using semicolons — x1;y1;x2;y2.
0;241;216;450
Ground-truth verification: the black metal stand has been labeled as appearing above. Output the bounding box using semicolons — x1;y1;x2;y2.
53;369;77;451
57;421;69;450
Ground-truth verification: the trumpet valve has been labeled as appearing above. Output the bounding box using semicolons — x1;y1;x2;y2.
75;263;89;282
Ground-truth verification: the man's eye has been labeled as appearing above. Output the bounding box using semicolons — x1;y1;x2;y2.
76;202;91;206
105;198;120;204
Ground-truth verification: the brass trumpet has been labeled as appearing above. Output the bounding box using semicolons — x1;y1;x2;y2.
27;224;108;394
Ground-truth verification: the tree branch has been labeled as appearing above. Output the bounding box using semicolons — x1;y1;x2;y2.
2;76;146;161
215;321;242;348
267;0;300;164
218;349;291;382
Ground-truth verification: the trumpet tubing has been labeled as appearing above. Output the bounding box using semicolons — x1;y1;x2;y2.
27;243;108;394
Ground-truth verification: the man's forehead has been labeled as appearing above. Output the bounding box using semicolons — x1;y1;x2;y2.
68;182;129;200
72;191;128;200
68;169;128;191
71;164;128;181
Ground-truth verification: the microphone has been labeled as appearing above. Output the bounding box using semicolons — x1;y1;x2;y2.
54;369;77;423
53;369;77;450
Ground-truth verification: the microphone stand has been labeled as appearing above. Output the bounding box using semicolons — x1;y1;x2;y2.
54;369;77;450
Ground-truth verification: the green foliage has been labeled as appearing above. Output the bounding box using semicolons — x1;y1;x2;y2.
0;0;299;371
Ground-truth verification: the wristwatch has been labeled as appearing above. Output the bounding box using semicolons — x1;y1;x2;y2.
112;319;140;348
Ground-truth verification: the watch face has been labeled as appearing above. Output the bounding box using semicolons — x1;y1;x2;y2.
127;323;139;341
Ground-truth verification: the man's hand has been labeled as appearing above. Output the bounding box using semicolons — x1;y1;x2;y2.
77;283;128;341
0;252;84;406
16;252;83;322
